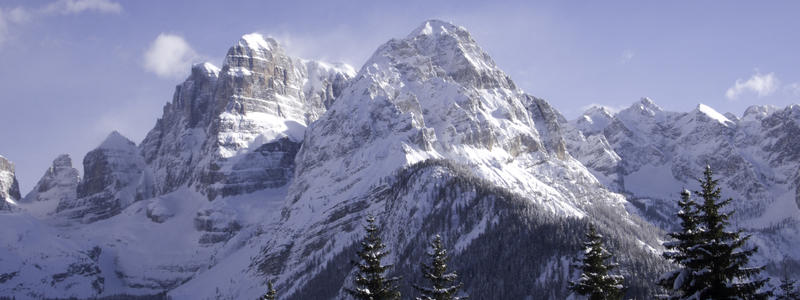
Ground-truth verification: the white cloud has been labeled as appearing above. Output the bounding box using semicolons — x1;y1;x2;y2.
725;71;779;100
6;7;32;23
620;49;635;64
0;0;120;47
143;34;200;79
0;7;32;45
43;0;122;15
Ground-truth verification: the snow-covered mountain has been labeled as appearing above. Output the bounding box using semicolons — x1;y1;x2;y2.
0;20;793;299
214;20;664;299
565;98;800;274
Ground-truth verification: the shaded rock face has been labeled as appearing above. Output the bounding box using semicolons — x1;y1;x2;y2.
23;154;80;204
194;207;242;244
140;34;354;200
0;155;21;210
57;132;153;223
139;63;220;196
197;137;300;200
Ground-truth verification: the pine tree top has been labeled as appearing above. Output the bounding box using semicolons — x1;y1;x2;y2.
661;166;770;300
414;234;467;300
347;215;402;300
569;224;624;300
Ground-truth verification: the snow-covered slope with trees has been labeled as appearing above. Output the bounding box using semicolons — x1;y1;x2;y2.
0;20;793;299
565;98;800;275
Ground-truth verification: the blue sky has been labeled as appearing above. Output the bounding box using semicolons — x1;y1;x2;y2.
1;0;799;191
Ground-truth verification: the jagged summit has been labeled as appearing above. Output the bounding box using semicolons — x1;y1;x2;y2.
628;97;663;114
742;104;780;121
584;105;616;116
694;103;733;125
22;154;80;205
237;32;278;52
224;32;285;72
192;62;220;78
52;154;73;168
357;20;513;92
408;19;465;37
98;131;136;150
575;113;614;135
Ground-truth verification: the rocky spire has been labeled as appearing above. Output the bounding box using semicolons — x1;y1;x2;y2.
0;155;21;210
22;154;80;204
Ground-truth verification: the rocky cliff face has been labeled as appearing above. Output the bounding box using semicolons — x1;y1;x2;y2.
0;155;21;210
23;154;80;204
140;34;354;201
56;131;153;223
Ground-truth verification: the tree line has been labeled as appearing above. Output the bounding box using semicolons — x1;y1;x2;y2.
261;166;798;299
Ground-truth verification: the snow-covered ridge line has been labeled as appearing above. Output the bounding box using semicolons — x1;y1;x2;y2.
565;96;800;283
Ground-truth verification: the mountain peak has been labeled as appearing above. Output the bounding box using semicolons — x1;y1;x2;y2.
98;131;135;150
695;103;732;125
620;97;663;119
237;33;278;51
575;106;616;133
191;62;220;78
52;154;73;168
742;104;779;121
362;19;511;91
584;105;616;117
408;19;464;38
637;97;661;111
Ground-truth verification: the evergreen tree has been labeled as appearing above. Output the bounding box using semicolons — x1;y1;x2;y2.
413;235;467;300
776;273;800;300
346;215;401;300
569;224;624;300
683;165;769;299
659;189;701;299
260;280;277;300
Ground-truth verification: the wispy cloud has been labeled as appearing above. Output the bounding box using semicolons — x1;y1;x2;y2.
0;0;121;47
143;34;201;79
725;71;779;100
787;83;800;98
0;6;32;45
43;0;122;15
620;49;635;64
